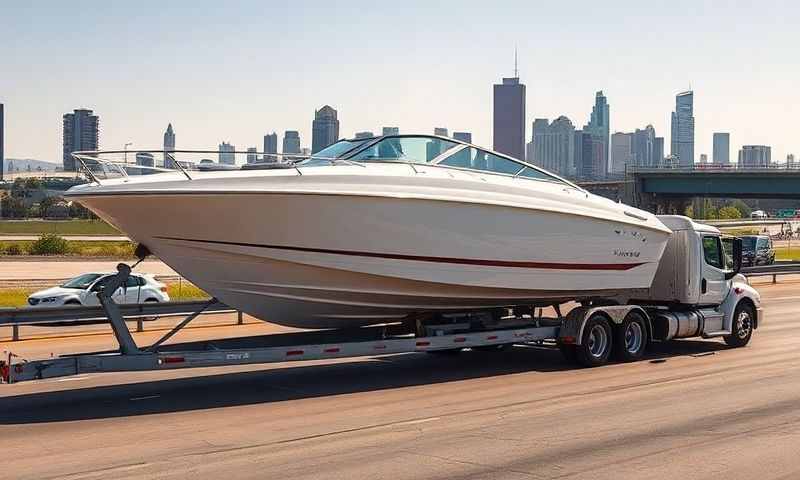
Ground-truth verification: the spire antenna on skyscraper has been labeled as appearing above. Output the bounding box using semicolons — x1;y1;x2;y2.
514;47;518;78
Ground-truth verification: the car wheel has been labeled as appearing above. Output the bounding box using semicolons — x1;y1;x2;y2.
64;300;81;306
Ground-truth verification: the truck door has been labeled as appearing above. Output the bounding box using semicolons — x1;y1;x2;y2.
700;235;726;305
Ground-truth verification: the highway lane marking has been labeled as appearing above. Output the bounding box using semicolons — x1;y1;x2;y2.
54;375;90;383
130;395;161;401
764;295;800;301
391;417;441;427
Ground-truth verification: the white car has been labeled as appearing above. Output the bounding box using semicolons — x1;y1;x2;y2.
27;272;170;307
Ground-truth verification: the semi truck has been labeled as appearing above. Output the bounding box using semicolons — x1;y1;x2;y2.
1;215;762;383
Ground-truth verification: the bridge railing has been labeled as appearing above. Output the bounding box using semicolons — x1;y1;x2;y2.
628;163;800;173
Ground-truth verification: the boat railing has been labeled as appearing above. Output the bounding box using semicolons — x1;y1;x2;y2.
71;149;344;184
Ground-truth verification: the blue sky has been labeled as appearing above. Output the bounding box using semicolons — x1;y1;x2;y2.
1;0;798;162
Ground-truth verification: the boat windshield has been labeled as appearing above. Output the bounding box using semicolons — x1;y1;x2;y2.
349;137;460;164
438;146;566;184
61;273;103;289
299;139;370;166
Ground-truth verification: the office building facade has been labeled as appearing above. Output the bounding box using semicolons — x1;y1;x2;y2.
610;132;634;175
263;132;278;162
713;132;730;164
62;109;99;171
584;91;610;172
529;116;576;178
218;142;235;165
382;127;399;136
670;91;695;166
738;145;771;167
452;132;472;143
311;105;339;153
654;137;665;166
493;76;526;159
283;131;301;154
354;131;374;139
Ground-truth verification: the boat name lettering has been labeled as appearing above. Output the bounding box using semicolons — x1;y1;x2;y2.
613;249;641;258
226;352;250;360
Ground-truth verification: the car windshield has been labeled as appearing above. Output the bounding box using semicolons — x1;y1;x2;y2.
61;273;103;289
741;237;757;251
299;139;370;166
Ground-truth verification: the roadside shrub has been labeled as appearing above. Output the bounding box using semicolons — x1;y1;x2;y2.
29;234;70;255
3;244;24;256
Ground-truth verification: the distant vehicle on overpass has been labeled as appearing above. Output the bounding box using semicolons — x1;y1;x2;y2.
751;210;768;219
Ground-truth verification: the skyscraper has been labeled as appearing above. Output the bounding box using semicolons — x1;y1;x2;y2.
434;127;449;137
653;137;665;166
283;131;301;154
354;131;374;139
63;109;100;172
700;153;708;164
577;131;606;180
311;105;339;153
493;76;526;160
246;147;258;164
218;142;235;165
382;127;399;136
713;132;730;164
738;145;771;167
0;103;4;181
163;123;176;168
585;91;610;171
632;125;656;167
610;132;634;175
453;132;472;143
670;91;695;166
263;132;278;162
529;117;576;177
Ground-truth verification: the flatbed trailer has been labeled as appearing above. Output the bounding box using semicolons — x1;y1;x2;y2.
2;216;764;383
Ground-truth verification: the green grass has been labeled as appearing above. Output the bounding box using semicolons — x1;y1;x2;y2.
0;282;208;308
0;288;34;308
0;240;136;257
776;246;800;261
718;227;761;236
0;219;120;235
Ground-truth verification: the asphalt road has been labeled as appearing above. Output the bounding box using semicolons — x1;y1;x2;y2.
1;277;799;480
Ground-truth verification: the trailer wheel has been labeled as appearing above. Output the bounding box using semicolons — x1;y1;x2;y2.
613;312;648;362
576;315;613;367
724;302;755;348
558;343;577;363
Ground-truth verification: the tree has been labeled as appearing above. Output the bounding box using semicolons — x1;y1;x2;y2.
38;196;59;218
729;199;751;218
1;193;28;218
718;206;742;219
684;204;694;218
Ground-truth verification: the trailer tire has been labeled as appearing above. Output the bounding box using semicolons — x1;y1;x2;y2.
576;315;613;367
613;312;648;362
724;302;755;348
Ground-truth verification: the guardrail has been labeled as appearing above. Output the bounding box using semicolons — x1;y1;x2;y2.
743;263;800;284
0;300;239;342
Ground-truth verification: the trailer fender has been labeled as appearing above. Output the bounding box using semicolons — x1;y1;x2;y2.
560;305;650;346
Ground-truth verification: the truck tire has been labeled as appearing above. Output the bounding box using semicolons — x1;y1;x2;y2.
576;314;613;367
613;312;648;362
724;302;755;348
558;343;577;363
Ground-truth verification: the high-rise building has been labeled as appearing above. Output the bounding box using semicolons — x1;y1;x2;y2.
670;91;695;166
311;105;339;153
738;145;771;167
453;132;472;143
584;91;610;172
529;117;576;177
263;132;278;162
493;76;526;159
700;153;708;164
382;127;399;136
434;127;449;137
654;137;665;166
135;152;155;167
577;131;606;180
712;132;730;164
610;132;634;174
354;131;374;139
246;147;258;164
218;142;235;165
632;125;656;167
163;123;175;168
283;131;301;154
0;103;4;181
62;109;99;171
788;154;795;166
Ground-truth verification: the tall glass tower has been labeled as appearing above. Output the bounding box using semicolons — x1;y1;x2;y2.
671;91;695;166
493;76;526;160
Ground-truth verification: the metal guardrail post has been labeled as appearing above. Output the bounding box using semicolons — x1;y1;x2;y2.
137;317;144;332
237;310;243;325
774;274;777;284
12;324;19;342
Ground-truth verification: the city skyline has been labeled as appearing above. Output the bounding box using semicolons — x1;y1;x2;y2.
0;2;797;163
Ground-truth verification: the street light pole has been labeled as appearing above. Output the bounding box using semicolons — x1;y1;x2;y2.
124;142;133;164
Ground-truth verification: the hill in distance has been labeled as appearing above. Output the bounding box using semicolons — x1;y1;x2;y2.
4;158;61;172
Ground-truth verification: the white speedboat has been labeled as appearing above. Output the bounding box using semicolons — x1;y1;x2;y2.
65;135;672;329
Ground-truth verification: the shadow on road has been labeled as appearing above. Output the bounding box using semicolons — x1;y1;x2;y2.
0;339;730;424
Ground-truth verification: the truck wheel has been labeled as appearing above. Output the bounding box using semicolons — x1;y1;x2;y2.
724;303;755;348
558;343;577;363
576;315;613;367
613;312;648;362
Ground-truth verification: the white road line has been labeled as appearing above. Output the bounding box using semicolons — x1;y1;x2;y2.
392;417;441;427
765;296;800;301
55;375;90;382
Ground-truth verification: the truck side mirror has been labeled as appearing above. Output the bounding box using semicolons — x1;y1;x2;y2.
725;237;742;280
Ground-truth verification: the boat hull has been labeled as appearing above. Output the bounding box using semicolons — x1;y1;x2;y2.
72;190;670;329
